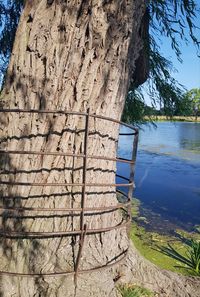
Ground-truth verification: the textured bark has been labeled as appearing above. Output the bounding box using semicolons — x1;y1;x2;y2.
0;2;199;297
120;242;200;297
0;1;146;296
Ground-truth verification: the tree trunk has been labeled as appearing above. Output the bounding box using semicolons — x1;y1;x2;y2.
1;2;199;297
120;242;200;297
0;1;146;296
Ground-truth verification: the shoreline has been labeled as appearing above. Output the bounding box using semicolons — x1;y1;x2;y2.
145;116;200;122
130;198;200;276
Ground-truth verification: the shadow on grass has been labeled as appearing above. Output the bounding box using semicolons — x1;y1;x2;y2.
157;237;200;276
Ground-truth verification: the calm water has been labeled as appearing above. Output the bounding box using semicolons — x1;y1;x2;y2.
117;122;200;233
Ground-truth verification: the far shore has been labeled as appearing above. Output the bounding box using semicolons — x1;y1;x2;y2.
146;115;200;122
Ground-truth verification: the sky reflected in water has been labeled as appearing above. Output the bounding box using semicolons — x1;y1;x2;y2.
117;122;200;232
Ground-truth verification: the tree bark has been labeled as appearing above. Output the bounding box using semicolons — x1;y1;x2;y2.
1;2;199;297
0;1;146;296
120;242;200;297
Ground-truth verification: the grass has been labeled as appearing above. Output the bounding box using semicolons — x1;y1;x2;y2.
146;115;200;122
130;223;189;274
117;199;200;297
118;284;153;297
160;239;200;275
130;199;200;276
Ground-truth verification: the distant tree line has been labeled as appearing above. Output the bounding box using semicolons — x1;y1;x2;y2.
173;88;200;119
122;87;200;124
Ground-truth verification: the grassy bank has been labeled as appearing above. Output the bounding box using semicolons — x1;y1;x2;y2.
118;198;200;296
146;115;200;122
130;198;200;276
118;284;153;297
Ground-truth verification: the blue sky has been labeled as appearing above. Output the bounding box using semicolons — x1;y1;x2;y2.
144;37;200;106
144;3;200;106
161;38;200;90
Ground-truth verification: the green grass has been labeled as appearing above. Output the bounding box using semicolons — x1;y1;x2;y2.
117;199;200;297
130;224;190;275
118;284;153;297
160;239;200;275
130;199;200;276
146;115;200;122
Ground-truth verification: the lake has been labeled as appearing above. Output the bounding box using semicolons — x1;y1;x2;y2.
117;121;200;233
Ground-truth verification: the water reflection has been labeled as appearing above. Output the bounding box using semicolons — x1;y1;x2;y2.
117;122;200;232
136;122;200;162
178;122;200;151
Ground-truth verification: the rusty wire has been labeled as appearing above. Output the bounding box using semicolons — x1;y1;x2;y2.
0;150;135;164
0;201;130;213
0;108;138;278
